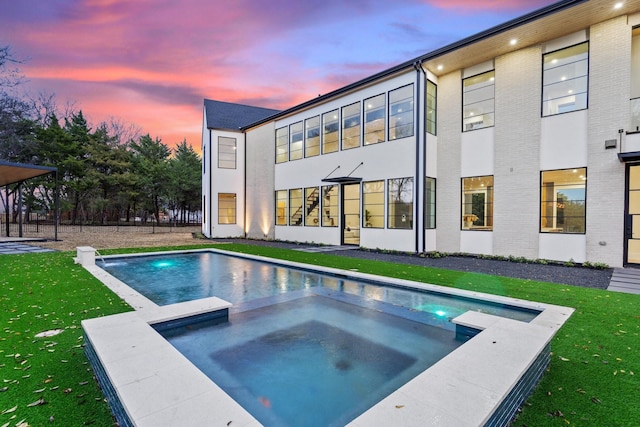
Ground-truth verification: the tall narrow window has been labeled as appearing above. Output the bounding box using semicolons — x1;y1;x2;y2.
289;122;303;160
305;116;320;157
342;102;361;150
275;127;288;163
217;193;236;224
289;188;303;226
275;190;287;225
425;177;436;229
631;27;640;131
463;70;495;131
322;185;338;227
541;168;586;233
304;187;320;226
363;180;384;228
322;110;339;154
388;178;413;229
389;84;414;140
364;94;386;145
426;80;437;135
462;176;493;230
218;136;236;169
542;42;589;116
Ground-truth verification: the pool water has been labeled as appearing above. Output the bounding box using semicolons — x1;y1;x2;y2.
99;252;539;322
160;293;462;427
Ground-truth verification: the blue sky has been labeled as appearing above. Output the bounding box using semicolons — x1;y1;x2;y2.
1;0;557;149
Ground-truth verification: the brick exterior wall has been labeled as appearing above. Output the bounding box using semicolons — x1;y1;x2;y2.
437;71;463;252
494;47;542;259
586;16;630;267
245;123;276;239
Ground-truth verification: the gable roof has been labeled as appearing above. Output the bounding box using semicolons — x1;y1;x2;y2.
204;99;279;131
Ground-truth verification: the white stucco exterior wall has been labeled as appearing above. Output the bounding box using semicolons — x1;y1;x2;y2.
245;123;276;239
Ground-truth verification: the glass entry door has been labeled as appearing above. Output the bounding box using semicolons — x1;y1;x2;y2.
626;164;640;264
342;183;360;245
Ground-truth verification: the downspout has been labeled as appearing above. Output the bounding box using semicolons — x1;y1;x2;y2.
413;60;424;253
208;129;213;238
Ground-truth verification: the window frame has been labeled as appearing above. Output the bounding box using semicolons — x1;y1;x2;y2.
275;127;288;164
289;188;303;226
304;186;320;226
362;180;385;228
289;121;303;161
388;84;415;141
322;110;339;154
364;93;386;145
461;176;494;231
425;177;436;229
462;70;495;132
217;193;237;225
304;116;320;158
387;177;414;229
542;41;589;117
426;80;437;136
217;136;237;169
341;102;361;150
540;168;587;234
275;190;288;225
321;185;339;227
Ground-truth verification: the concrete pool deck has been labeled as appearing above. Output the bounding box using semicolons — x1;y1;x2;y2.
79;247;574;427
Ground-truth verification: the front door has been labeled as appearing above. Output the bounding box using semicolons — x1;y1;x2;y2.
625;164;640;265
342;183;360;245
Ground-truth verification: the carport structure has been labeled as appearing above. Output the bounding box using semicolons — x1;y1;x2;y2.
0;160;58;240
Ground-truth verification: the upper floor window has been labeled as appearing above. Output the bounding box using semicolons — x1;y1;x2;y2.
364;94;386;145
322;110;339;154
631;27;640;131
389;84;414;140
217;136;236;169
462;176;493;230
463;70;494;131
426;80;437;135
388;177;413;229
289;122;303;161
342;102;361;150
305;116;320;157
542;42;589;116
275;127;288;164
541;168;586;233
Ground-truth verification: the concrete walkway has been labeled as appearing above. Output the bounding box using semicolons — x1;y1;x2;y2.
607;268;640;294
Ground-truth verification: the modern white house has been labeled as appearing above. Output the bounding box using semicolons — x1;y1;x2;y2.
203;0;640;268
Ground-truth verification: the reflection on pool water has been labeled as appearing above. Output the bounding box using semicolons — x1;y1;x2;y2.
98;252;539;323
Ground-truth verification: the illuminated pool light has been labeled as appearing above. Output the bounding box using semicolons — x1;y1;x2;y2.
152;261;174;268
435;310;447;317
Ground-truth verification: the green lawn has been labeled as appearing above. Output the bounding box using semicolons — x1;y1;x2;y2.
1;243;639;426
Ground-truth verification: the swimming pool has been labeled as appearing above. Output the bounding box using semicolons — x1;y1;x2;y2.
98;251;539;323
79;247;574;426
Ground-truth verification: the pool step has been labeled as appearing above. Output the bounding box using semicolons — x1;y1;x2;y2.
608;268;640;294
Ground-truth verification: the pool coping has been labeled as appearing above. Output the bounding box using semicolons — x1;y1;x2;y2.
79;247;574;427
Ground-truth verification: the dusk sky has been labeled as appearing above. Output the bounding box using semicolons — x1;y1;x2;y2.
2;0;557;152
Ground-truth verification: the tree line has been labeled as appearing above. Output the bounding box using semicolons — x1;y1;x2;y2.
0;45;202;225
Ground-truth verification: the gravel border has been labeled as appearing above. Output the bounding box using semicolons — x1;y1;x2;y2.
220;239;612;290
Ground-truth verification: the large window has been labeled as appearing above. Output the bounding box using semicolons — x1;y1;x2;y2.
463;70;495;131
425;177;436;229
289;122;303;160
462;176;493;230
388;177;413;229
217;193;236;224
541;168;586;233
305;116;320;158
543;42;589;116
289;188;303;226
276;190;287;225
426;80;437;135
389;84;414;140
363;180;384;228
631;27;640;131
322;110;339;154
275;127;288;164
322;185;338;227
342;102;361;150
364;94;386;145
217;136;236;169
304;187;320;226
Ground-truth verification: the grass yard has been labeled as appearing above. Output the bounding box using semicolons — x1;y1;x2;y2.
1;243;639;426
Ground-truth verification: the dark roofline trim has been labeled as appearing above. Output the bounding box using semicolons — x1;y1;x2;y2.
242;0;586;131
